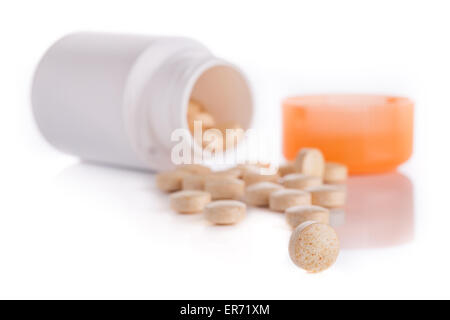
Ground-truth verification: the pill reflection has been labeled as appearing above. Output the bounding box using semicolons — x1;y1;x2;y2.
334;172;414;249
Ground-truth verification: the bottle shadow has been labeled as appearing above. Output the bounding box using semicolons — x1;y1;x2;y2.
334;172;415;249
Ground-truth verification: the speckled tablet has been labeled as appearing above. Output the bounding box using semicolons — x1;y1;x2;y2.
288;221;340;273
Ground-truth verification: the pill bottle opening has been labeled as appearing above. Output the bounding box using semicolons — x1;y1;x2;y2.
182;63;253;152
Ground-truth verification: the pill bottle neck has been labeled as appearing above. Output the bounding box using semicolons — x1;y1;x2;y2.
126;45;253;170
129;48;223;169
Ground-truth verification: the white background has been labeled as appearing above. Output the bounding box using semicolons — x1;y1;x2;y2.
0;0;449;299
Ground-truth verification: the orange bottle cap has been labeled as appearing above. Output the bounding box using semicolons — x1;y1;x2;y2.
282;95;414;174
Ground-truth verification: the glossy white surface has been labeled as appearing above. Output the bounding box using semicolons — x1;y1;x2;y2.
1;0;449;299
0;160;438;299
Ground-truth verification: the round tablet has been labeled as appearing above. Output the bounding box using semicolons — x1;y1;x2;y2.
182;174;207;190
210;167;242;179
306;185;346;208
281;173;322;190
245;182;283;207
205;177;245;200
289;221;340;273
294;148;325;177
285;205;330;228
269;189;311;212
242;167;279;186
176;164;212;175
324;162;348;184
156;170;190;192
170;190;211;213
188;111;216;131
204;200;246;225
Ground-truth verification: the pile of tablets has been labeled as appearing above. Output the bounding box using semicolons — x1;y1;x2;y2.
156;148;347;273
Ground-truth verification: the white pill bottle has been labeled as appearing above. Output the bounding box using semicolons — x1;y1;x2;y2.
31;33;253;171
